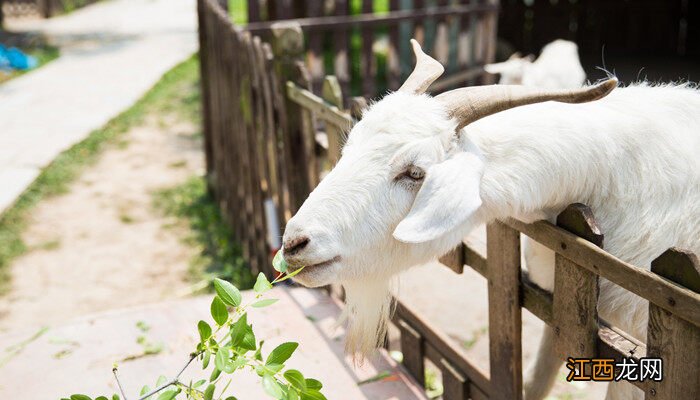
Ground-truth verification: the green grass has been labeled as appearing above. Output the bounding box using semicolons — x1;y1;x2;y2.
0;55;201;293
0;45;60;85
152;177;254;291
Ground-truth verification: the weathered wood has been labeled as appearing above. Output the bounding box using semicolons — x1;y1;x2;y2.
393;299;491;396
321;76;345;165
305;0;324;94
438;244;465;274
271;22;313;213
553;204;603;359
360;0;375;98
507;218;700;328
398;319;425;386
440;358;469;400
332;0;351;96
286;82;352;129
245;3;500;33
486;221;522;400
645;249;700;400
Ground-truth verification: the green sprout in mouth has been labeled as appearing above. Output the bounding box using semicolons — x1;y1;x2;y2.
271;249;305;283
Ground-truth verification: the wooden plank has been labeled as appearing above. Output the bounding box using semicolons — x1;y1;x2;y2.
245;4;500;33
349;96;368;122
398;319;425;386
248;0;261;22
305;0;324;94
320;76;345;165
393;301;491;394
333;0;351;96
507;218;700;328
271;22;312;214
196;0;214;182
262;42;293;224
645;248;700;400
440;358;469;400
438;244;465;274
553;204;603;359
486;221;522;400
386;0;401;91
360;0;375;97
286;83;353;128
481;0;499;84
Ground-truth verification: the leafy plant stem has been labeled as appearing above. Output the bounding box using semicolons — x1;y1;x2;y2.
134;352;198;400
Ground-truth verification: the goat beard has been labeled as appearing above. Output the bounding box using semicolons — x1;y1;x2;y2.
339;277;396;362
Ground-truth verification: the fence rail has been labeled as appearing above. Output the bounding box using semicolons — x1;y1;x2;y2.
198;0;700;398
242;0;499;100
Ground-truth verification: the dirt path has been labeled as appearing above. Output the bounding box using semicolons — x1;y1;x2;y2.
0;116;203;332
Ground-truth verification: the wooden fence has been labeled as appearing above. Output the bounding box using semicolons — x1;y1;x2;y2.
199;0;700;398
242;0;499;99
0;0;97;20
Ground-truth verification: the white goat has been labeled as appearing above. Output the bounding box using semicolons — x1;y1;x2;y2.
281;40;700;400
485;39;586;89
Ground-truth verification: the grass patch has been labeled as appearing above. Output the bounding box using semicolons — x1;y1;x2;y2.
0;55;201;293
153;176;255;291
0;44;60;85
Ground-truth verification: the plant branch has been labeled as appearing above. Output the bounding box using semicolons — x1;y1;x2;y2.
135;352;199;400
112;367;129;400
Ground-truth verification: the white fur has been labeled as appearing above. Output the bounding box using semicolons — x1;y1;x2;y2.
282;83;700;399
485;40;586;89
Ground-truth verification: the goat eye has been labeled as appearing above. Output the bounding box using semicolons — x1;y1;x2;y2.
406;166;425;181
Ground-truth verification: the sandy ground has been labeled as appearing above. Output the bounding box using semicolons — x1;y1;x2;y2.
0;115;204;332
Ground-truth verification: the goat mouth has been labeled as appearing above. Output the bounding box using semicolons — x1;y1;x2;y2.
288;255;341;272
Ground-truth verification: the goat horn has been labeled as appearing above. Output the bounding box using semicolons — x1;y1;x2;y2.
398;39;445;94
435;78;618;132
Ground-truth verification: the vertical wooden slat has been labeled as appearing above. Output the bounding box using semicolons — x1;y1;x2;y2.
248;0;261;22
553;203;604;360
440;358;469;400
438;244;465;274
645;248;700;400
333;0;351;97
262;42;293;224
349;96;368;122
487;221;522;400
481;0;499;84
197;0;214;185
386;0;401;91
360;0;375;98
272;23;314;213
306;0;324;93
399;319;425;386
320;76;345;165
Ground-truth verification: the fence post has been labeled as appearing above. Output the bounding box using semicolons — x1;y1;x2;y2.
645;248;700;400
271;22;315;213
399;319;425;386
321;76;344;165
553;203;603;360
487;221;522;400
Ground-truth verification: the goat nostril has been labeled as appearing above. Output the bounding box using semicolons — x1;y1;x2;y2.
283;236;310;255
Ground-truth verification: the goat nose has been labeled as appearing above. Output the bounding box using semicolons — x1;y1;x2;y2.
283;235;310;256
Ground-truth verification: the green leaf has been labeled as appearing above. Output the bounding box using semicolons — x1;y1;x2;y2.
204;383;215;400
193;379;206;388
156;375;168;387
209;366;222;381
305;378;322;391
95;397;108;400
198;320;212;342
254;272;273;293
230;313;256;351
288;389;300;400
272;250;288;273
140;385;151;396
202;350;211;369
112;395;120;400
284;369;306;391
213;278;242;307
224;397;238;400
211;296;229;326
262;375;285;399
70;396;92;400
254;340;265;361
156;388;179;400
266;342;298;365
300;390;327;400
252;298;279;308
215;347;231;372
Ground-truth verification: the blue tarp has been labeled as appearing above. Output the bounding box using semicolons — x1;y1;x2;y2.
0;44;38;71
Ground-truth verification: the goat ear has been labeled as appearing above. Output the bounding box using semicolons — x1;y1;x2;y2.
393;152;484;243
